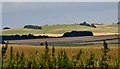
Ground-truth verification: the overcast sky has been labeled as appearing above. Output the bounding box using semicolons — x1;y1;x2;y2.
1;0;119;2
2;2;118;28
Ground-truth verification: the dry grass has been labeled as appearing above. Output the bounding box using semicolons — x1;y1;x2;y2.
33;34;63;37
2;44;118;64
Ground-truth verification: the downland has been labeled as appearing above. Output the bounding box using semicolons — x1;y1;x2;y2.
1;24;118;36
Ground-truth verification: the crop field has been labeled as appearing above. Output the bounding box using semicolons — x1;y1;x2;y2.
2;43;119;59
1;24;119;68
1;24;118;36
1;42;120;68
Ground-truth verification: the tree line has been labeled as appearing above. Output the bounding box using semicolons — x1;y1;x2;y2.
74;21;96;28
1;34;50;41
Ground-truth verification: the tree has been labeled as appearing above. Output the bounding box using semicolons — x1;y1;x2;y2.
79;21;91;27
3;27;10;30
117;22;120;24
24;25;42;29
91;23;96;28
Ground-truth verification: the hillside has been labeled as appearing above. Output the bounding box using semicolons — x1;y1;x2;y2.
1;24;118;36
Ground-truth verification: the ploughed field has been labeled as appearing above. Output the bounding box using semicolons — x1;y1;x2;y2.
8;35;119;46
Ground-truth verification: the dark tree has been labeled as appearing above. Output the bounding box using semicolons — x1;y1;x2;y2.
117;22;120;24
52;46;55;57
45;41;48;49
62;31;93;37
91;23;96;28
40;43;44;46
3;27;10;30
103;40;108;50
24;25;42;29
79;21;91;27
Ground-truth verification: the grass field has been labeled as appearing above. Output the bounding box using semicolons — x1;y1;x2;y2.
1;24;118;36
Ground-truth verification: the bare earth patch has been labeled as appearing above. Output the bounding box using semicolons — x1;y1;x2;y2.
33;34;63;37
93;33;118;36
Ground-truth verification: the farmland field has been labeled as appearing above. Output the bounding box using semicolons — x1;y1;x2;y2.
1;2;120;68
1;24;119;68
8;34;119;46
2;43;119;59
1;43;120;68
1;24;118;36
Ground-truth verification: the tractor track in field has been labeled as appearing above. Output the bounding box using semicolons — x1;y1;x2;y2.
8;34;119;46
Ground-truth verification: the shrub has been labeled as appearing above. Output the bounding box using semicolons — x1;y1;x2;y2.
24;25;42;29
79;22;96;28
3;27;10;30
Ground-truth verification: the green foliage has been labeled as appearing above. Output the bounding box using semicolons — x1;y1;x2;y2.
10;46;13;62
99;40;111;69
52;46;55;57
2;43;8;68
85;52;95;68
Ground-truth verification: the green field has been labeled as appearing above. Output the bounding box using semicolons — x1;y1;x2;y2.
1;24;118;35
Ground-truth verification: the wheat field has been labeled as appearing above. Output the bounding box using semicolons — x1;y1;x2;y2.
2;43;119;65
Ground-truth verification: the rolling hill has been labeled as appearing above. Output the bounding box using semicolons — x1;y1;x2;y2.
1;24;118;36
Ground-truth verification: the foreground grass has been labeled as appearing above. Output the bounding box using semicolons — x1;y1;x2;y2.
2;42;120;69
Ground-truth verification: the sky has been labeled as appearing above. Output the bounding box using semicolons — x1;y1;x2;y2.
2;2;118;28
1;0;119;2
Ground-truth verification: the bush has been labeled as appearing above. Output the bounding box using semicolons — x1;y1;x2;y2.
79;21;91;27
91;23;96;28
79;22;96;28
24;25;42;29
3;27;10;30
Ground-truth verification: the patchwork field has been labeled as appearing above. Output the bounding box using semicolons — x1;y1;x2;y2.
1;24;119;68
